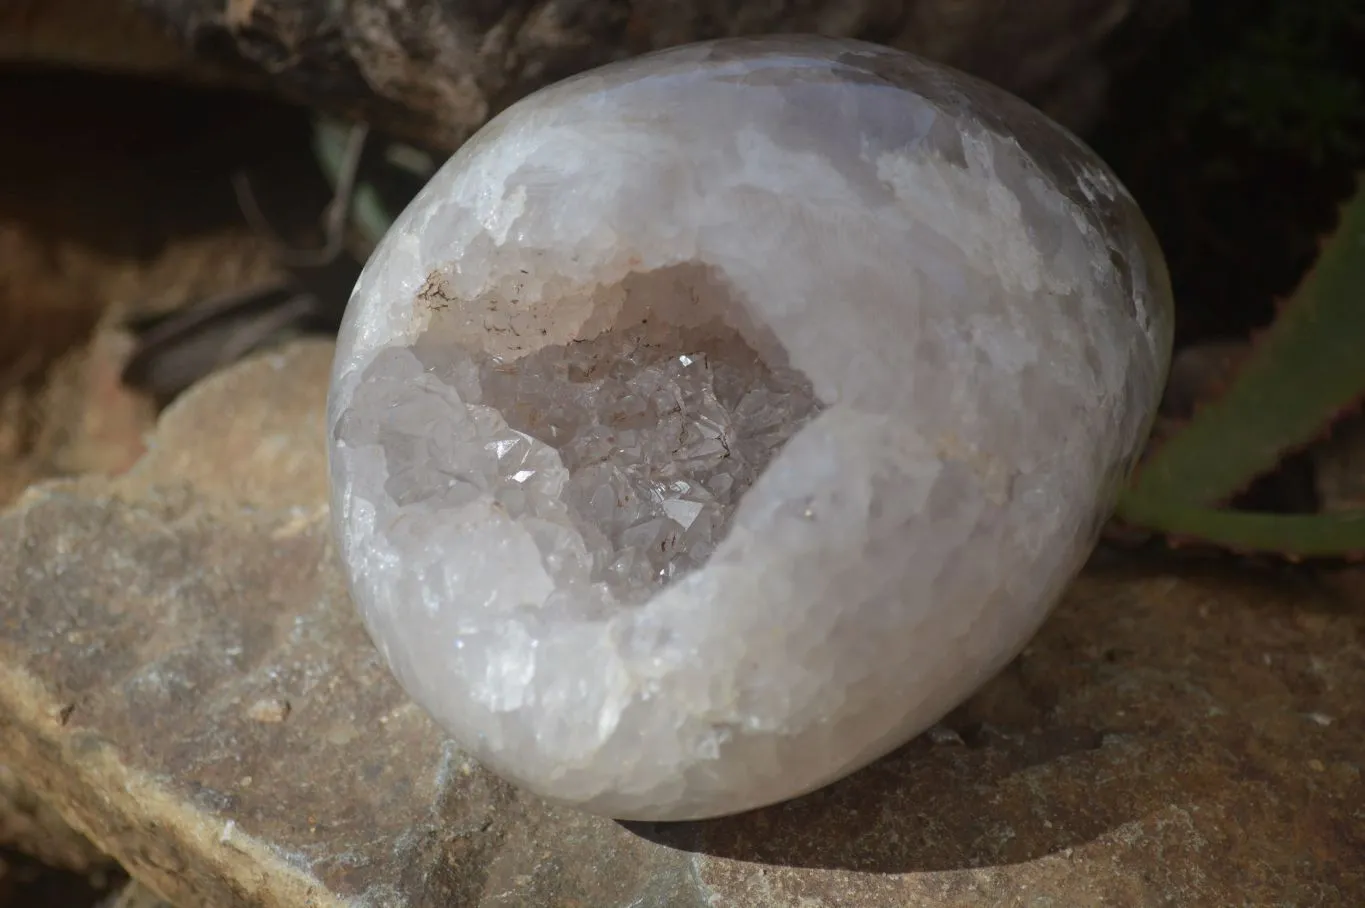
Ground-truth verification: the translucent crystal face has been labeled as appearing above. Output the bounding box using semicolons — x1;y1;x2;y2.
327;36;1173;821
471;321;819;604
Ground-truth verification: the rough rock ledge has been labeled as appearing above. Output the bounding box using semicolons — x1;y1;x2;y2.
0;340;1361;906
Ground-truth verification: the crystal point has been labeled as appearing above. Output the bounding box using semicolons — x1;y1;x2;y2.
326;35;1173;821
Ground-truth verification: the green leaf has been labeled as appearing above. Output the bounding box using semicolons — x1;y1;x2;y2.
1114;504;1365;560
1121;174;1365;515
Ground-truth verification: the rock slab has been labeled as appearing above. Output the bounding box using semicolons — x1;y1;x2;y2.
0;341;1361;906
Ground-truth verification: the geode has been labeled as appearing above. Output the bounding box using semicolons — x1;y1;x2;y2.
326;35;1173;821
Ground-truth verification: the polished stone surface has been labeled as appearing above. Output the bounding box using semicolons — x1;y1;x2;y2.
328;36;1173;819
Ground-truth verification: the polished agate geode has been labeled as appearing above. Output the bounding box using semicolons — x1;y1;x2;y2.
326;35;1173;821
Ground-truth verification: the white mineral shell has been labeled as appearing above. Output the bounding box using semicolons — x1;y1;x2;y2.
327;35;1173;821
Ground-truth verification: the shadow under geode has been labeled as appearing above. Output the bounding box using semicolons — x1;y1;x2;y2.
619;555;1349;875
619;677;1118;874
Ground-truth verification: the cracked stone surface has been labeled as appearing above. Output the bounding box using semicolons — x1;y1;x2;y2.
0;341;1362;907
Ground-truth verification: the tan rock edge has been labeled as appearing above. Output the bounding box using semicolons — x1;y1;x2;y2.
0;340;1360;906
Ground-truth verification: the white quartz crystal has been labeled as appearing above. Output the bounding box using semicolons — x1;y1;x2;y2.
326;35;1173;821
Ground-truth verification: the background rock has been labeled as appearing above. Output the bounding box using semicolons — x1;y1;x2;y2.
0;764;108;873
0;0;191;76
98;881;176;908
0;66;334;511
0;72;321;891
132;0;1184;149
0;340;1360;907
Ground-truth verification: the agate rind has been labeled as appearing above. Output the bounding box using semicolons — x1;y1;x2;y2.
326;35;1173;821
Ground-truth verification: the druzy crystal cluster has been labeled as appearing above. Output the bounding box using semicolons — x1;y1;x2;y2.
327;36;1173;820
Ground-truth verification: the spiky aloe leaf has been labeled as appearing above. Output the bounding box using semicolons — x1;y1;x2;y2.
1120;504;1365;559
1118;174;1365;551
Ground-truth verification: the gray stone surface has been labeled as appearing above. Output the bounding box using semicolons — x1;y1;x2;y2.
0;340;1361;906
